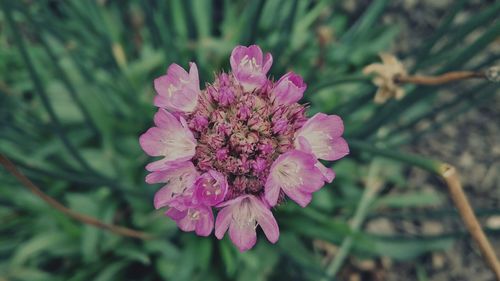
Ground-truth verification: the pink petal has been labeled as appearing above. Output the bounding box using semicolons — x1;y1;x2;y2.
327;137;350;161
214;205;233;239
145;158;176;172
153;108;179;128
263;178;281;207
294;113;349;161
176;216;197;232
286;190;312;208
315;161;335;183
262;53;273;73
195;206;214;236
145;161;196;183
250;197;279;243
229;220;257;252
165;207;186;221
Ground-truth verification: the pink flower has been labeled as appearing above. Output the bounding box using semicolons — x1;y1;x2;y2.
271;72;306;105
139;109;197;166
294;113;349;161
140;45;348;251
147;161;199;209
215;195;279;252
230;45;273;92
166;204;214;236
154;62;200;113
264;150;325;207
194;170;228;206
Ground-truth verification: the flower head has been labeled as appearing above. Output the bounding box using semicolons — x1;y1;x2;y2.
140;45;348;251
363;53;407;104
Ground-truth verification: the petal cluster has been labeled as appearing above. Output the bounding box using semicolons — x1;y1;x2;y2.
140;45;348;251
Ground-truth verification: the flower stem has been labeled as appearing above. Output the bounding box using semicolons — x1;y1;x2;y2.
0;154;154;240
350;140;500;280
395;71;485;85
321;159;384;280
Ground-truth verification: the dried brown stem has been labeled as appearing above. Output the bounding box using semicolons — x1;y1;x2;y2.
439;163;500;280
395;71;485;85
0;154;155;240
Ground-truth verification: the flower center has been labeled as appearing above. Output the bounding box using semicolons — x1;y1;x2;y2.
239;55;259;72
188;208;200;220
189;73;307;200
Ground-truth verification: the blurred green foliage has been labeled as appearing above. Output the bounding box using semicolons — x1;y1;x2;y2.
0;0;498;280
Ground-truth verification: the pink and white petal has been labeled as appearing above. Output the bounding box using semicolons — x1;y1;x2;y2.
146;158;176;171
215;194;247;208
153;108;181;128
264;178;281;207
247;45;263;63
139;126;196;162
165;208;186;221
139;127;170;157
177;216;197;232
315;161;335;183
230;46;247;71
195;207;214;236
153;75;171;97
166;63;188;80
153;94;171;108
251;197;279;243
170;90;198;112
326;137;349;161
294;136;313;154
262;53;273;73
214;205;233;239
188;62;200;86
284;189;312;208
229;221;257;252
154;185;175;209
145;161;195;183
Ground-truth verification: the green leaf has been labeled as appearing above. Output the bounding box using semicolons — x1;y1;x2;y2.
4;266;55;281
220;237;238;277
373;192;444;209
93;261;129;281
10;232;71;265
368;237;454;260
116;247;151;265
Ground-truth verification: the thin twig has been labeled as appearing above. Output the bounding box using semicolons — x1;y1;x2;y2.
395;71;485;85
350;140;500;280
0;154;155;240
439;164;500;280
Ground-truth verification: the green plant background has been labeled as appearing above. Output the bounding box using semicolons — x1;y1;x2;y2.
0;1;498;280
